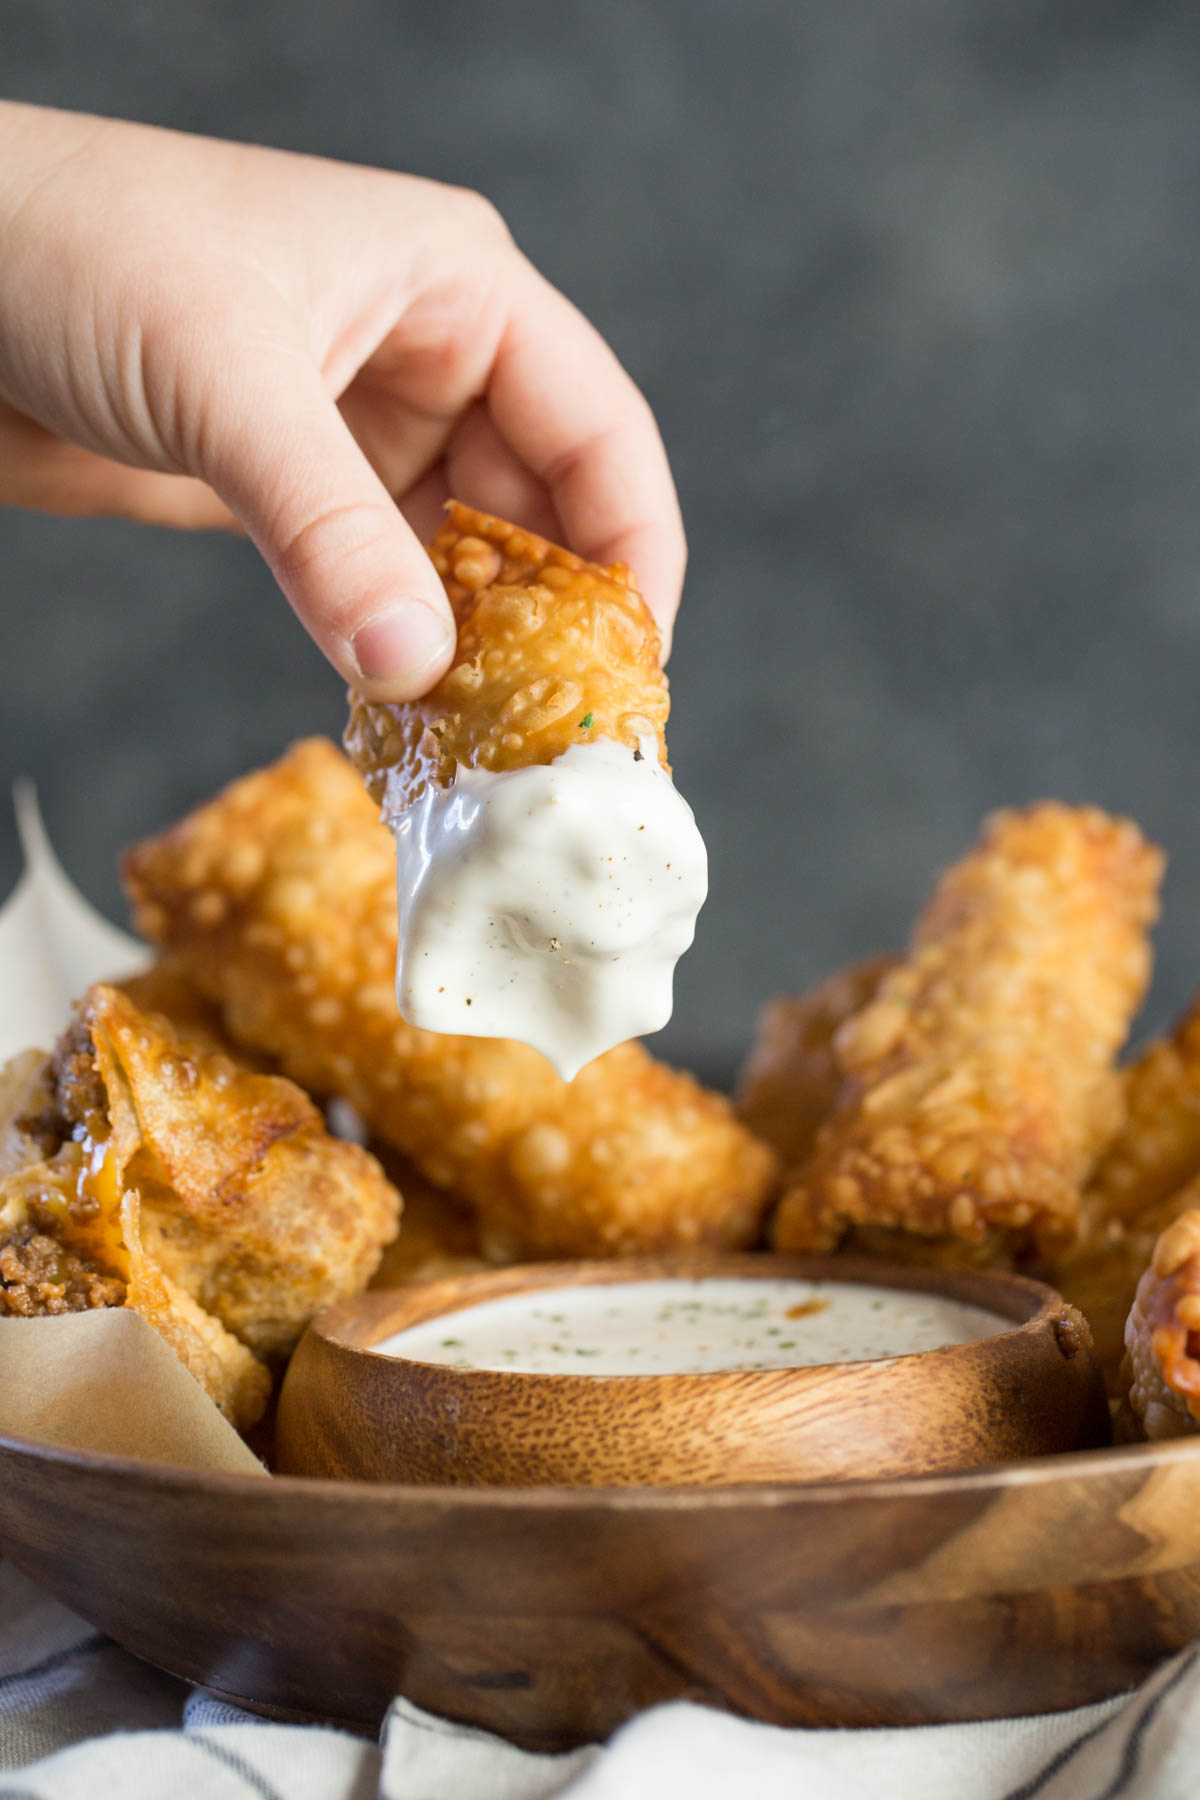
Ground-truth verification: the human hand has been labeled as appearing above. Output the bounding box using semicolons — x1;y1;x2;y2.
0;104;685;697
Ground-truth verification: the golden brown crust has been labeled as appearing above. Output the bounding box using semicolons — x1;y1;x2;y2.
117;959;243;1055
122;738;777;1261
1123;1207;1200;1439
1048;1000;1200;1381
0;1041;270;1431
84;984;400;1359
344;502;669;815
772;804;1162;1256
0;979;405;1428
1084;999;1200;1229
734;958;895;1172
369;1150;484;1286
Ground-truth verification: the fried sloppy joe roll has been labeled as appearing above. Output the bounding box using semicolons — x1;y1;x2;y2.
123;739;776;1261
345;501;670;813
772;804;1163;1256
1123;1208;1200;1440
0;983;401;1426
0;1021;268;1429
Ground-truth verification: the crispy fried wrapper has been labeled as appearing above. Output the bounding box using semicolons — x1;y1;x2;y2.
1122;1207;1200;1440
735;957;895;1171
344;502;670;818
369;1149;486;1286
1050;999;1200;1380
1084;998;1200;1229
0;983;401;1428
772;805;1162;1257
123;739;776;1261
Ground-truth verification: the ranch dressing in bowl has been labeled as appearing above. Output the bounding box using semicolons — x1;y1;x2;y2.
371;1276;1011;1376
383;737;707;1081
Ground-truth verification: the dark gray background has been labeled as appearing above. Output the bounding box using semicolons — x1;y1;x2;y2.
3;0;1200;1085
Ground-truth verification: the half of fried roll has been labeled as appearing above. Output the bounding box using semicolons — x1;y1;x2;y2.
0;983;402;1425
345;501;670;815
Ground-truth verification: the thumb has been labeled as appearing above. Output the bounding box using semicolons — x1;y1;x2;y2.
201;362;456;701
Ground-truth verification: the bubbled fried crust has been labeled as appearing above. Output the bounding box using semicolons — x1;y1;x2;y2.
1123;1209;1200;1439
734;957;896;1171
772;804;1162;1256
344;502;670;816
1083;998;1200;1230
1048;1000;1200;1383
369;1150;485;1286
122;738;777;1260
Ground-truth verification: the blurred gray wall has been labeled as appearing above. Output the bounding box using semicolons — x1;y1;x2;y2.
3;0;1200;1084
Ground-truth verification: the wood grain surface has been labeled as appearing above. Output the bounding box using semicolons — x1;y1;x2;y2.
3;1431;1200;1742
275;1254;1110;1486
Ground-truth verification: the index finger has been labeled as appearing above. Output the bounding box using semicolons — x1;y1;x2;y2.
484;258;686;653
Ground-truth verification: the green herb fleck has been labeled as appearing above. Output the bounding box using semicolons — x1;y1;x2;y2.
579;712;595;729
441;1338;464;1347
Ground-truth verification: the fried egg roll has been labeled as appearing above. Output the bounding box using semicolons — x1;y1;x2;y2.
772;805;1162;1257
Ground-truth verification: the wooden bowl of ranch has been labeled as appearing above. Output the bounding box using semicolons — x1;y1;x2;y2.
275;1252;1109;1486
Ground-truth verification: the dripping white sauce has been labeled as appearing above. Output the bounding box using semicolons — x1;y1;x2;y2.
383;738;708;1080
372;1276;1012;1376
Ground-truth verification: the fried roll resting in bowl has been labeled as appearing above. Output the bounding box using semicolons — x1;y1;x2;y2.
765;805;1162;1263
1123;1210;1200;1440
344;503;707;1080
0;984;400;1429
123;740;776;1263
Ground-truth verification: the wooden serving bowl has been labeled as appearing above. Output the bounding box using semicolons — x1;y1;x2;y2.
275;1254;1109;1486
5;1431;1200;1743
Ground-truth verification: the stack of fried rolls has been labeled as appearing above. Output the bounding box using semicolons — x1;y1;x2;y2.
123;741;776;1264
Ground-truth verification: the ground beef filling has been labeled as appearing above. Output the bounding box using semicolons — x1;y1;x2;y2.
0;1026;124;1318
0;1226;126;1316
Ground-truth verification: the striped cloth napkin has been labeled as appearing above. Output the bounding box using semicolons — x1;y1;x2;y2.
2;1557;1198;1800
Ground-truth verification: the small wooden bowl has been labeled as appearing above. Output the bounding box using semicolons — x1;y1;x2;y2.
275;1254;1109;1487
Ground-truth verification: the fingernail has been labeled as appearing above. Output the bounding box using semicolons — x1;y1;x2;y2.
350;602;454;685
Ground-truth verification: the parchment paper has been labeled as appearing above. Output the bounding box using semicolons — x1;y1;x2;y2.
0;789;265;1477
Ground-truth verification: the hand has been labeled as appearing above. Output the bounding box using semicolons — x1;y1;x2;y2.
0;104;685;697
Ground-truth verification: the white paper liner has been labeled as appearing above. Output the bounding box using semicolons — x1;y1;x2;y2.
0;789;266;1476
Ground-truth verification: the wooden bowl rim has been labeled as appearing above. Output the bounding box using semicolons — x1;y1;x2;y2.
8;1423;1199;1511
308;1251;1075;1392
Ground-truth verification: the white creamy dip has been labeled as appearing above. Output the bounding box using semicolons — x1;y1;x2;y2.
372;1277;1011;1376
384;738;708;1080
